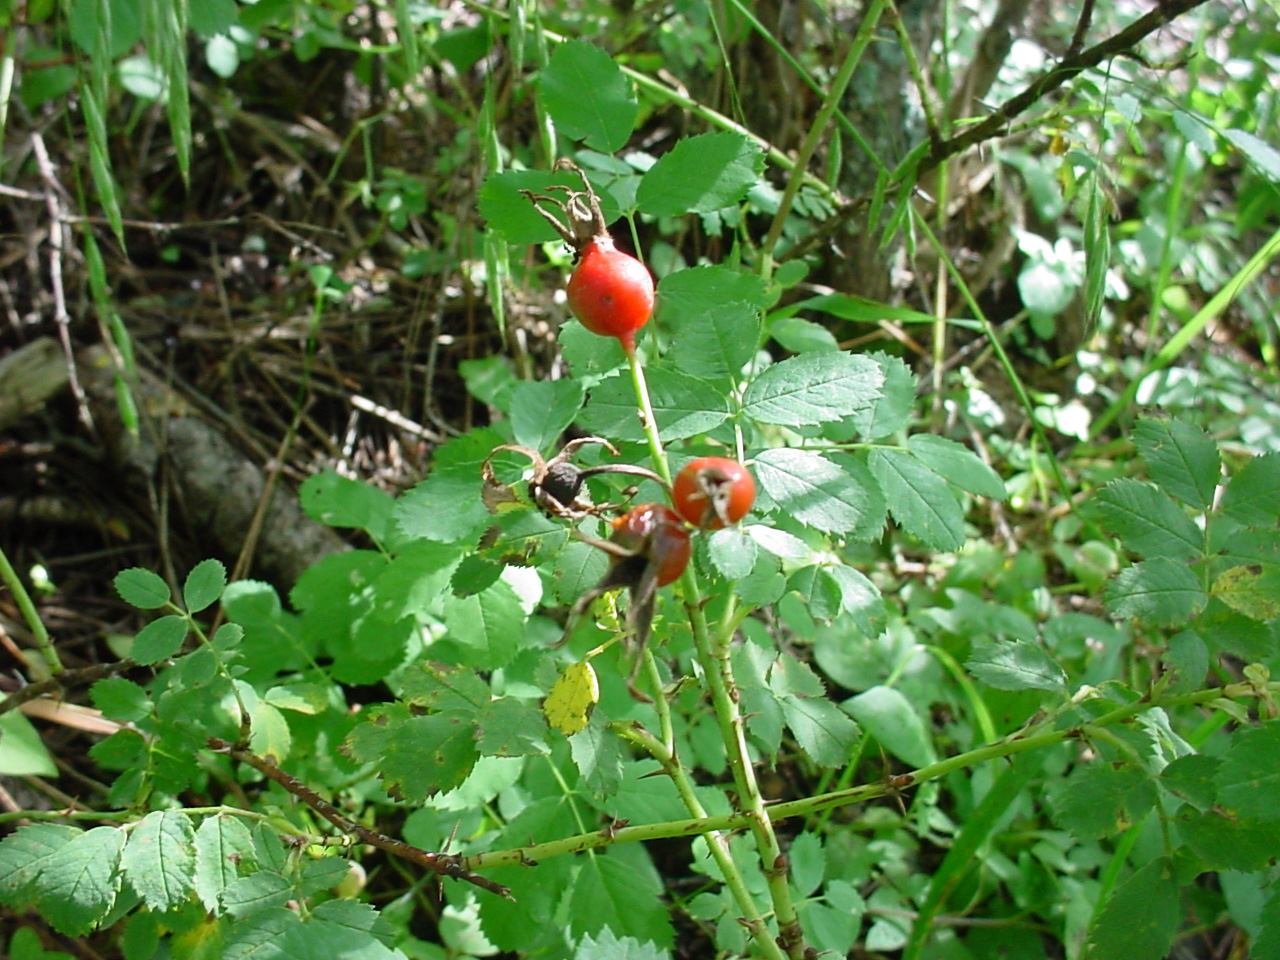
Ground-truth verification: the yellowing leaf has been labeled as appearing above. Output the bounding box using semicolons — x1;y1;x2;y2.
544;660;600;735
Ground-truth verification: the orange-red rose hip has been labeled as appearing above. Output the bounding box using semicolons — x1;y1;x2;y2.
671;457;756;530
566;237;654;353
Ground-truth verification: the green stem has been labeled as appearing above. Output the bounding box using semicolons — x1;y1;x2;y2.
463;679;1276;871
615;723;788;960
0;545;62;678
627;342;807;956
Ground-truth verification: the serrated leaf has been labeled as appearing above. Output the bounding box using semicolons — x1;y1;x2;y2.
966;638;1067;692
395;470;492;543
569;718;626;798
741;352;883;426
1131;418;1221;509
907;435;1007;499
343;703;480;802
34;826;125;935
580;368;729;441
841;352;916;441
480;168;609;244
478;697;549;756
121;810;196;912
221;871;293;918
1084;478;1202;560
842;686;935;767
183;558;227;613
0;823;80;899
509;379;586;453
193;814;256;912
1085;857;1180;960
299;470;396;540
753;448;882;537
707;526;758;579
573;926;670;960
1052;762;1158;839
441;578;527;670
1175;809;1280;872
1214;720;1280;821
539;40;636;152
636;131;764;216
1105;558;1207;625
668;300;762;381
780;695;861;767
656;266;773;331
115;567;171;609
1220;452;1280;525
566;850;672;948
868;448;965;551
131;614;189;665
1212;564;1280;621
545;660;601;736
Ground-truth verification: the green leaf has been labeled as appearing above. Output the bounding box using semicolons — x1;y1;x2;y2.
189;0;236;37
373;541;464;621
786;566;845;623
1193;601;1278;661
966;638;1067;692
477;697;549;757
300;471;396;540
33;826;125;936
1084;478;1202;560
1224;128;1280;184
539;40;636;152
131;615;189;665
115;567;171;609
183;558;227;614
868;448;965;551
1052;762;1158;839
480;168;608;244
0;823;81;900
573;927;670;960
121;810;196;912
1085;857;1180;960
753;448;882;537
395;471;492;543
580;368;729;441
707;526;759;580
1105;558;1207;625
769;315;838;353
667;300;762;381
1215;720;1280;821
221;871;293;919
569;718;626;797
769;655;860;767
343;703;480;802
1212;564;1280;621
193;814;255;912
1221;452;1280;525
1131;418;1221;509
655;266;773;332
0;711;57;776
636;131;764;216
841;686;935;767
1175;809;1280;872
782;693;860;766
90;677;150;723
840;352;916;441
741;352;883;426
906;434;1007;500
441;578;527;671
509;379;585;453
566;849;672;948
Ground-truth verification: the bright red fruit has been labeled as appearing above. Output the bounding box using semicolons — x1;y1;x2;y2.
566;237;655;352
671;457;756;530
610;503;691;586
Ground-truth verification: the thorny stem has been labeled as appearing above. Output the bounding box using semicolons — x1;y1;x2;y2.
626;348;808;958
614;723;789;960
207;737;512;900
462;679;1280;870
